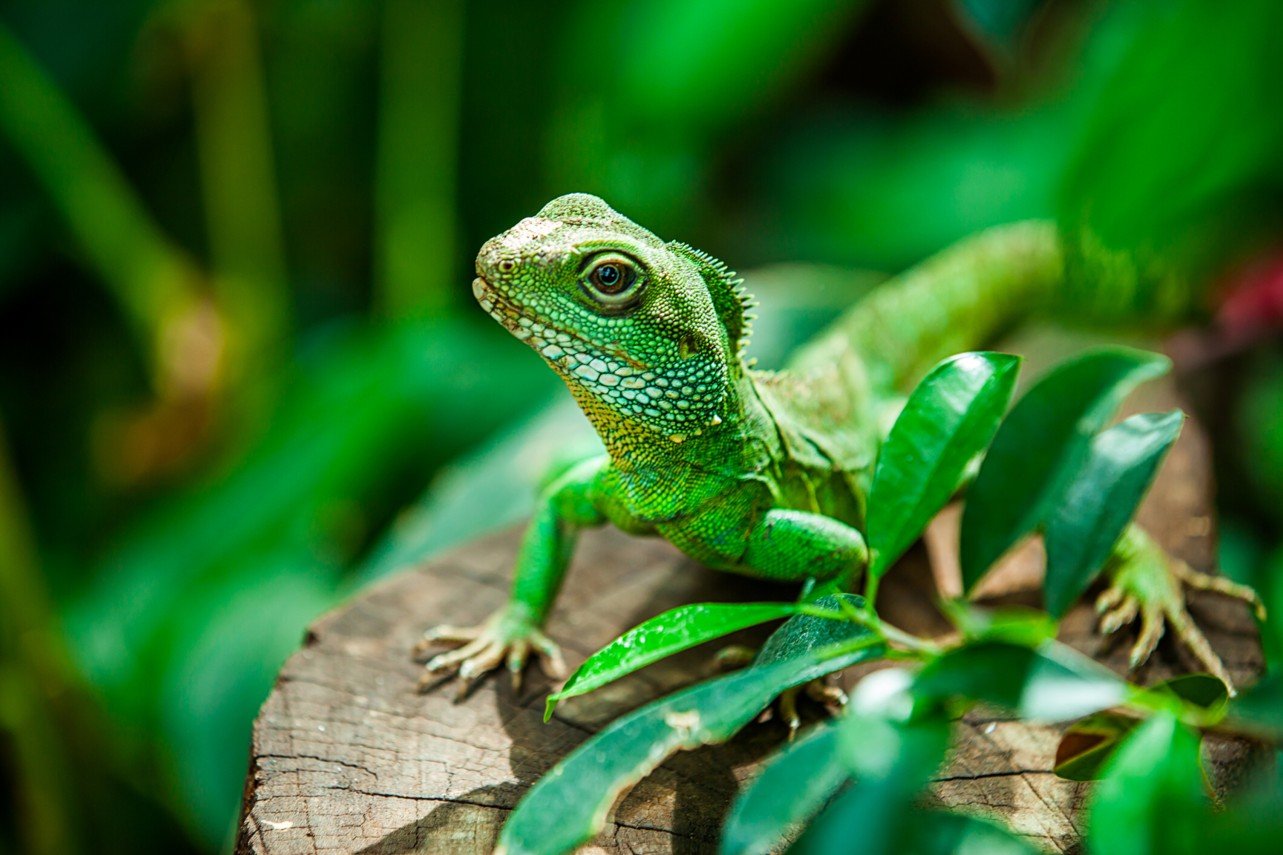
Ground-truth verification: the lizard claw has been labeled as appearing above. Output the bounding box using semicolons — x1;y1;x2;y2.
1096;529;1262;695
414;609;566;695
766;677;848;738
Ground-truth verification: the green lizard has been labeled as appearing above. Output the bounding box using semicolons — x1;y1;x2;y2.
415;193;1261;696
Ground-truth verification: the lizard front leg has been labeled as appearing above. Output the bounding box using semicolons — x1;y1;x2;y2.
742;508;869;592
414;455;608;693
741;509;870;731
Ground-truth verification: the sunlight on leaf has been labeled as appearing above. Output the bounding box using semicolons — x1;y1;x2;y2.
545;601;802;720
498;601;884;855
792;669;950;854
915;639;1126;722
866;351;1020;583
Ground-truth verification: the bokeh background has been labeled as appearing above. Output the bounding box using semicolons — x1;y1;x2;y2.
1;0;1281;851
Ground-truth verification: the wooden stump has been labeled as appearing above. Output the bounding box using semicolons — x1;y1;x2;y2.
236;392;1262;855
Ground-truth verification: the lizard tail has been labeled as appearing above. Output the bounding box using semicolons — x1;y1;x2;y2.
786;221;1202;392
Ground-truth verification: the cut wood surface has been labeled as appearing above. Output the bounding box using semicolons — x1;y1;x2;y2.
236;384;1262;855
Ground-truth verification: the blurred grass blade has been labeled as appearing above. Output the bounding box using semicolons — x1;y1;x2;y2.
1085;712;1208;855
545;601;803;720
0;22;206;388
720;722;846;855
184;0;291;357
499;604;884;855
960;347;1170;590
0;422;80;853
375;0;462;318
866;351;1020;583
1043;410;1183;616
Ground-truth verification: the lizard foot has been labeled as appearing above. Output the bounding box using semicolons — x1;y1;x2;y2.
716;644;847;736
1095;529;1265;694
759;678;849;738
413;609;567;696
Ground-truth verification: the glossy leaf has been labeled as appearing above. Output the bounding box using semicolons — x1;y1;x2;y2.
720;723;846;855
1044;410;1183;616
793;670;951;854
1085;712;1208;855
960;347;1170;591
545;601;802;720
866;351;1020;580
914;639;1126;722
1053;712;1137;781
498;600;884;855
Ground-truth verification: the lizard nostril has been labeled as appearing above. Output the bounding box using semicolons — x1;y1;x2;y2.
498;259;516;274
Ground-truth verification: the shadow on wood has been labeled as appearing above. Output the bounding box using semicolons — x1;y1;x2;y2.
236;385;1261;855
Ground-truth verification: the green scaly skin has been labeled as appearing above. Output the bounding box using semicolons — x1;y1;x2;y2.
415;194;1262;694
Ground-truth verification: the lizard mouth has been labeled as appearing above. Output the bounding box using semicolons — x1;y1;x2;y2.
472;276;537;339
471;276;645;372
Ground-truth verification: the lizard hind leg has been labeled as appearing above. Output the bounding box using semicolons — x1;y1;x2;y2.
1096;524;1265;693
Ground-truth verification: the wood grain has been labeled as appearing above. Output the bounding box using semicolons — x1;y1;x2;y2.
236;386;1262;855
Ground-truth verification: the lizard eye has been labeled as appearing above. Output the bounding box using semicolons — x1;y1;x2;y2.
582;253;644;308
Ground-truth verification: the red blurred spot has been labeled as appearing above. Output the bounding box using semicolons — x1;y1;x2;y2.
1218;251;1283;334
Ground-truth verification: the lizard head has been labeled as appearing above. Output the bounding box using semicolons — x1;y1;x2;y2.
473;193;752;442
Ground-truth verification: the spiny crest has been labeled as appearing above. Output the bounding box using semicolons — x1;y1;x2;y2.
669;241;756;360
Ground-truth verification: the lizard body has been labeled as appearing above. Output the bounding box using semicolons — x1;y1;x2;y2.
418;194;1257;690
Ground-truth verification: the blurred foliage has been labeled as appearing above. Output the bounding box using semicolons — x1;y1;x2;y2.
0;0;1281;851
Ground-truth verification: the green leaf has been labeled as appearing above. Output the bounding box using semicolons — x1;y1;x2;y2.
545;601;801;720
498;602;885;855
940;600;1058;648
720;723;846;855
1152;674;1229;715
792;670;951;854
1057;674;1225;784
914;640;1126;722
1085;712;1208;855
1044;411;1183;616
960;347;1170;591
1053;712;1137;781
902;810;1041;855
1226;672;1283;740
866;351;1020;580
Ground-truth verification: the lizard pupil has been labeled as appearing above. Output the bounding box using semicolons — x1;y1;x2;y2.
590;261;634;295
